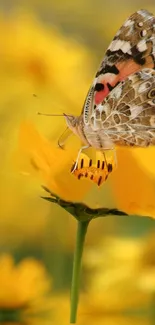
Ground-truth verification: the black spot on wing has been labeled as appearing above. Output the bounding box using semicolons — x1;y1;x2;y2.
94;83;104;91
96;62;120;77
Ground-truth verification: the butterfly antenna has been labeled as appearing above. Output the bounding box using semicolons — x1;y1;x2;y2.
37;112;73;117
37;112;65;116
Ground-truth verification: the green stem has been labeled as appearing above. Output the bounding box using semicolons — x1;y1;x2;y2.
70;220;89;323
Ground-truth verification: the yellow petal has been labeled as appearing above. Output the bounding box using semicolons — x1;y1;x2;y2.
17;121;92;200
110;147;155;217
129;147;155;178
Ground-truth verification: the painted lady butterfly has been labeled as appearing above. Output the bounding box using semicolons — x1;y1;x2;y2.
62;9;155;170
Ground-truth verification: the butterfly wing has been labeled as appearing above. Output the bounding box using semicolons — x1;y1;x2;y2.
92;68;155;147
83;9;155;126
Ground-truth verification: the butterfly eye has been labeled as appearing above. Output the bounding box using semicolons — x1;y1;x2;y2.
148;88;155;99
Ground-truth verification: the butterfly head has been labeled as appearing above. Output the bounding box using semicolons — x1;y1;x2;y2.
63;114;80;136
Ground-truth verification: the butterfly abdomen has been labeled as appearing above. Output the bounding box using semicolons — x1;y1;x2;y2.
83;123;114;149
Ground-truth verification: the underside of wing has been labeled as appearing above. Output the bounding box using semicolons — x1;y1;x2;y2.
92;68;155;147
83;9;155;126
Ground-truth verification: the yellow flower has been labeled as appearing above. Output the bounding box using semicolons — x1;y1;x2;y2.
17;121;155;219
17;121;92;201
109;147;155;218
0;254;52;323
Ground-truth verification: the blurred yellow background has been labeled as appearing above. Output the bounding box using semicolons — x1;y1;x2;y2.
1;0;155;324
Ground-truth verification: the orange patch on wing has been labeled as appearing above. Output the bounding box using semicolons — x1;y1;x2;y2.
94;83;109;105
116;60;141;80
94;59;142;105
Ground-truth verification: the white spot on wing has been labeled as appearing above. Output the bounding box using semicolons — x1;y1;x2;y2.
121;41;131;53
109;40;122;51
127;49;132;55
97;104;104;112
137;40;147;52
109;40;132;54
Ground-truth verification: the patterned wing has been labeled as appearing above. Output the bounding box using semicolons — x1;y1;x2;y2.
83;9;155;126
92;68;155;147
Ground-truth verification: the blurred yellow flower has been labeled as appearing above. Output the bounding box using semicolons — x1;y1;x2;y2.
51;293;149;325
84;236;149;312
136;231;155;293
17;121;92;201
0;254;52;323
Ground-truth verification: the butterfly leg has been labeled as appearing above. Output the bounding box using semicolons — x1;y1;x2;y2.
71;145;90;173
102;147;117;170
58;127;73;149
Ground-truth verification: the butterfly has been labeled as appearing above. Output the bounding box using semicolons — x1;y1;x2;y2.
60;9;155;170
